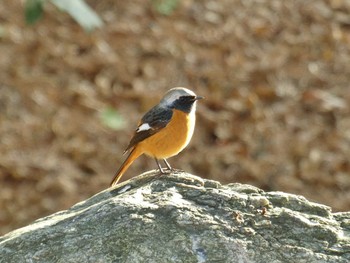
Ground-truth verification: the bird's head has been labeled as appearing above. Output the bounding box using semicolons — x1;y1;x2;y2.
160;87;203;113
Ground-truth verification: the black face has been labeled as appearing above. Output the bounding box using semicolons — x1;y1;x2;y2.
172;95;197;113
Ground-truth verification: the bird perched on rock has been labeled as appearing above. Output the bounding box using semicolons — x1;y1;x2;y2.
110;87;203;186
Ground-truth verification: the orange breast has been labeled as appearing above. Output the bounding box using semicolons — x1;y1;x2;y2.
138;109;195;159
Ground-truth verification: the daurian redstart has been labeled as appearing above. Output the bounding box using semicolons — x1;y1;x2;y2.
110;87;202;186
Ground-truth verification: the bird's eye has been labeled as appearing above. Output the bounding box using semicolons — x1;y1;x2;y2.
179;95;195;102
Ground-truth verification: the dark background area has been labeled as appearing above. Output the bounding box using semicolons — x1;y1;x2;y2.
1;0;350;235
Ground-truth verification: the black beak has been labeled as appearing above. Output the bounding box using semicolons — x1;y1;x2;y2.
195;96;204;100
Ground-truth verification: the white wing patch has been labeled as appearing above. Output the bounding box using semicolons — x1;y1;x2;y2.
136;123;152;133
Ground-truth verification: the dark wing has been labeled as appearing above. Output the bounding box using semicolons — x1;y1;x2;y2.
124;105;173;153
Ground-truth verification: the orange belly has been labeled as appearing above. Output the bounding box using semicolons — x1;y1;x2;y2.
138;109;195;159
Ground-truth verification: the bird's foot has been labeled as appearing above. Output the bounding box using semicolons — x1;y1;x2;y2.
158;167;172;174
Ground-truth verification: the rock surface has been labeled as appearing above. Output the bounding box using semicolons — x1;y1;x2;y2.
1;171;349;263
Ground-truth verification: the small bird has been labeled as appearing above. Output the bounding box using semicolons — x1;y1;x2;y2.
110;87;203;186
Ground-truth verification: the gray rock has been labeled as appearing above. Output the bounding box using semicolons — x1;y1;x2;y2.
1;171;349;263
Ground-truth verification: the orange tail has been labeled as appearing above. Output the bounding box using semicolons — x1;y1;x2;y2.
110;147;142;187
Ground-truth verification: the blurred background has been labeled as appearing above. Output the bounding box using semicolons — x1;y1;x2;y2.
1;0;350;235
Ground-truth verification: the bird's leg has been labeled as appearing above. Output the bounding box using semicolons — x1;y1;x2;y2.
155;158;166;174
163;159;172;170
